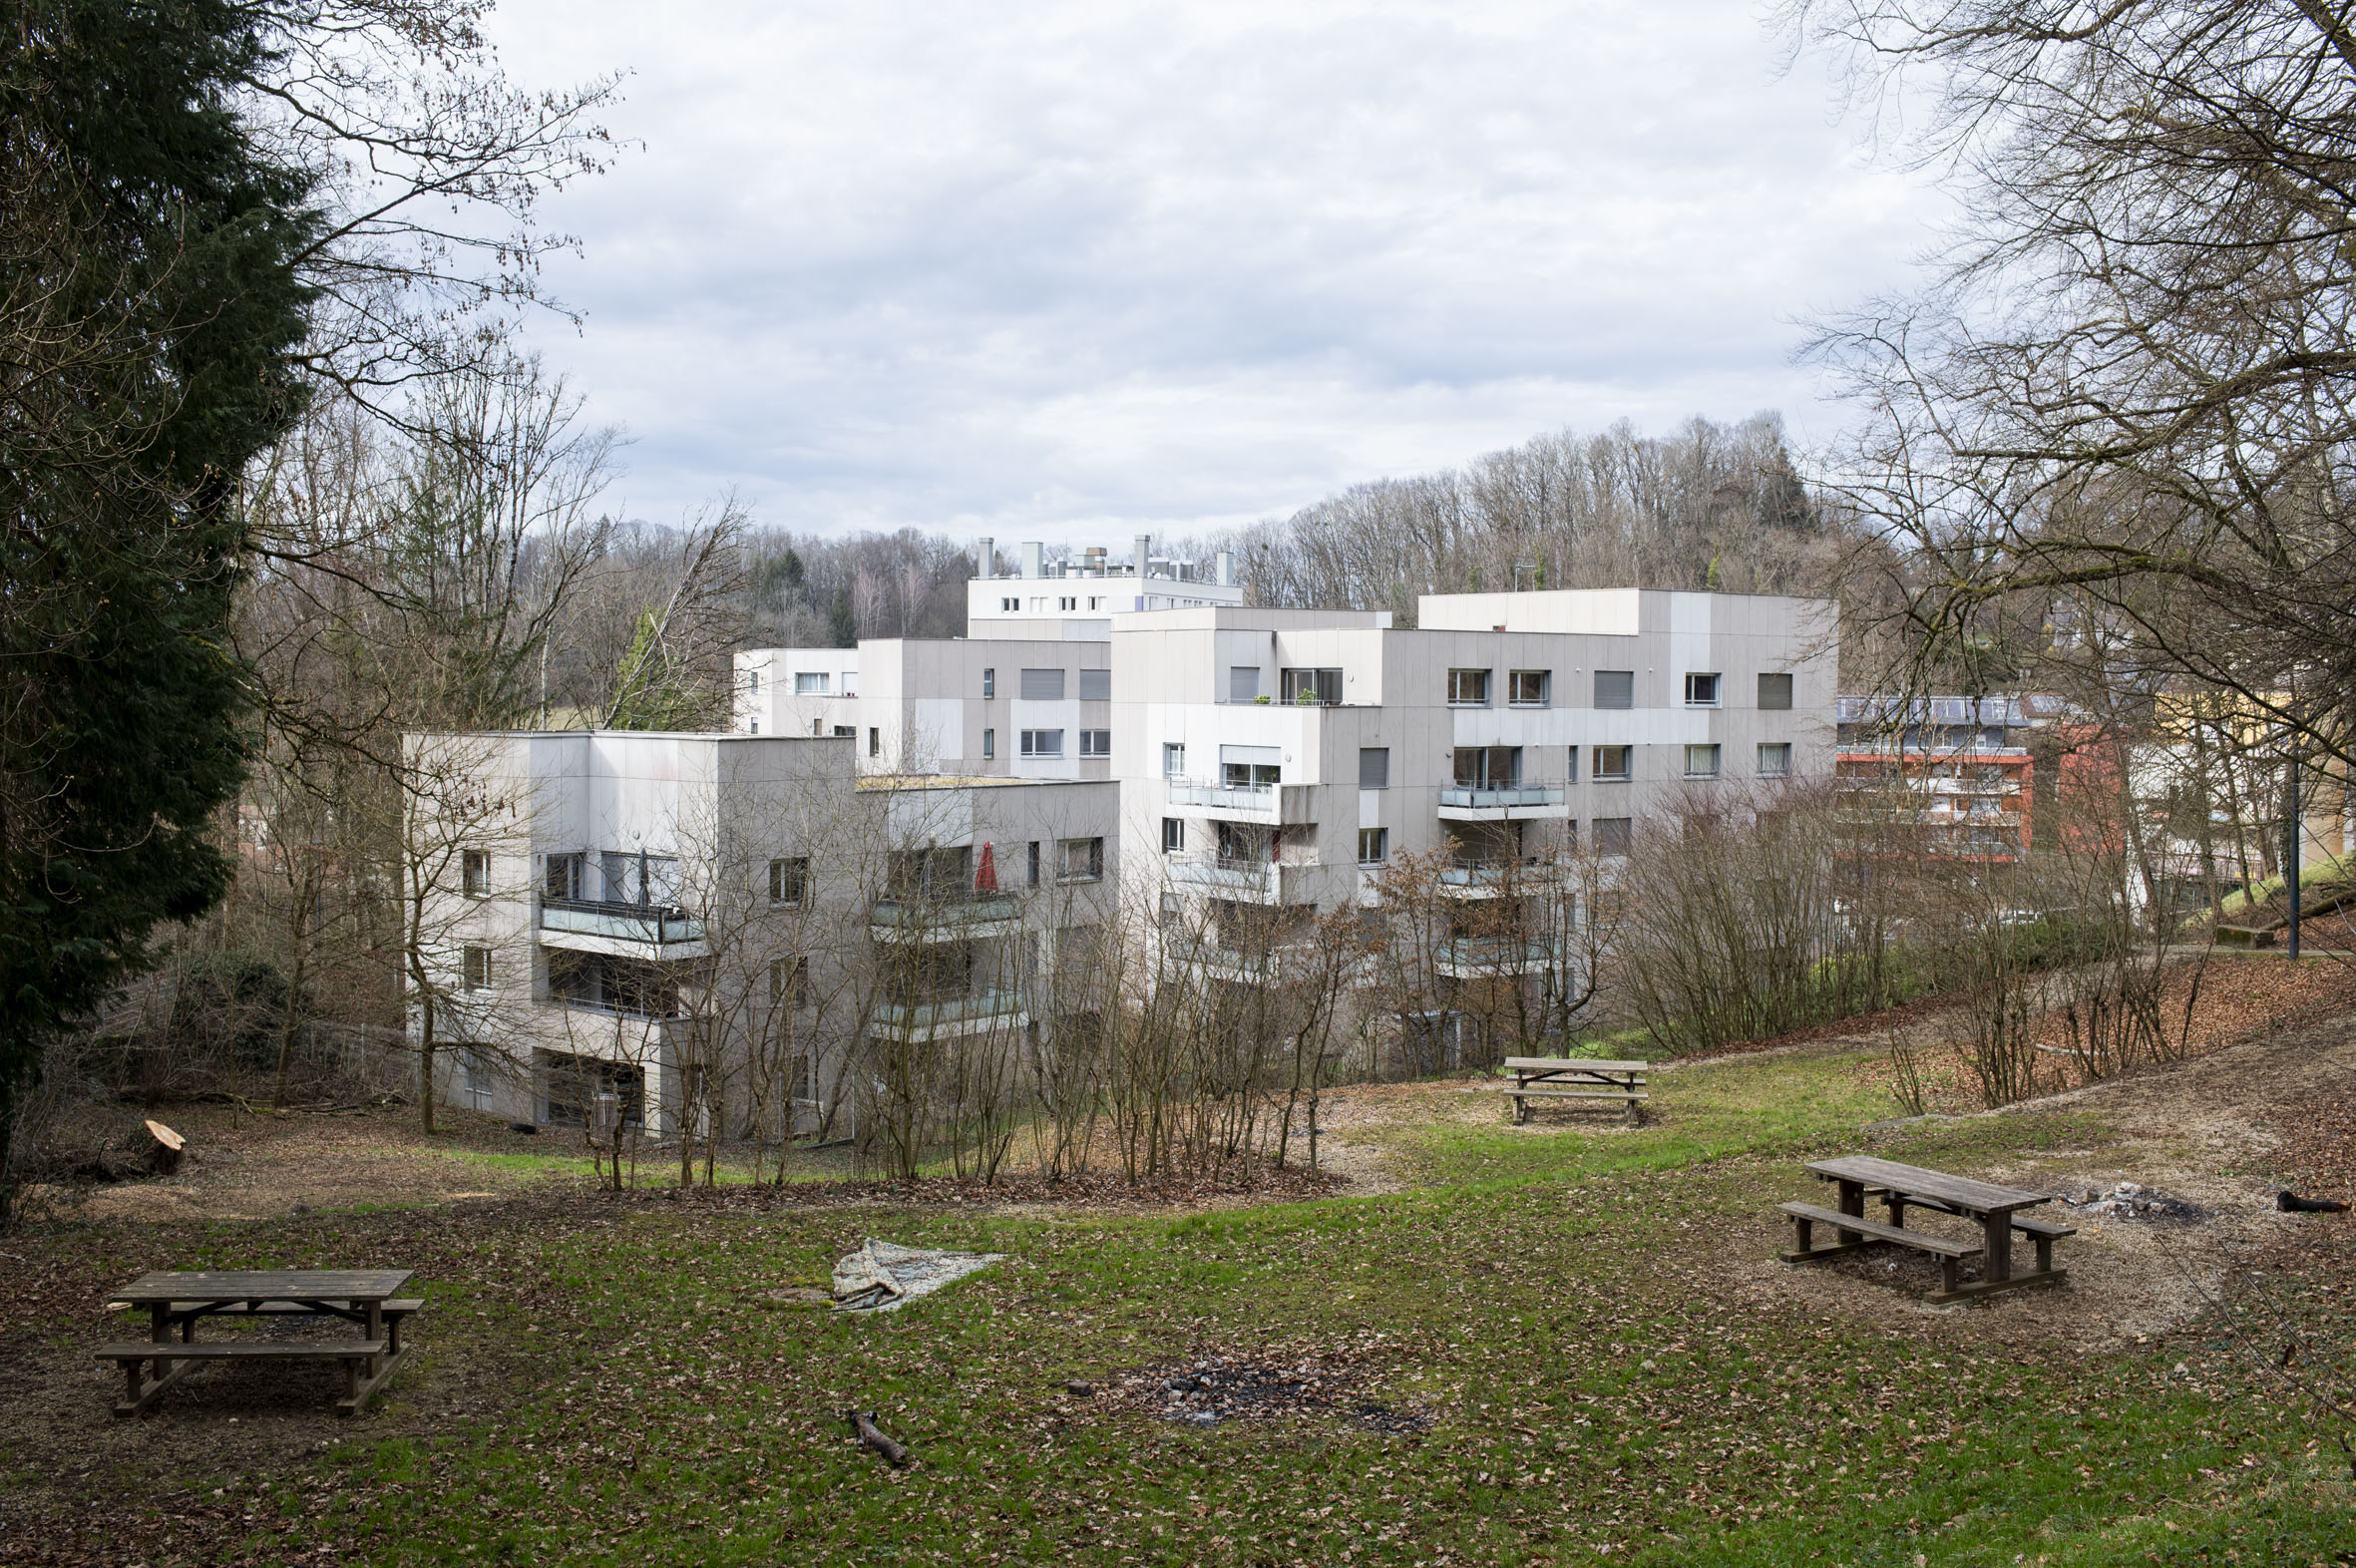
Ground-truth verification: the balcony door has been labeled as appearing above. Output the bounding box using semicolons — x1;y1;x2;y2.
1453;746;1521;788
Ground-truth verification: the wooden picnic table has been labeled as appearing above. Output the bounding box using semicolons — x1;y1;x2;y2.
1496;1056;1649;1125
1779;1156;2073;1304
96;1269;419;1416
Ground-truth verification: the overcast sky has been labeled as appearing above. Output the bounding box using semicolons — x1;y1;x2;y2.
487;0;1940;544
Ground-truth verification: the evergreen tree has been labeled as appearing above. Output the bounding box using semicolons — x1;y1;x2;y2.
828;587;857;648
0;0;314;1197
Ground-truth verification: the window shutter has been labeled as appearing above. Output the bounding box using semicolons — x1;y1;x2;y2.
1078;668;1110;701
1019;667;1066;700
1594;670;1634;709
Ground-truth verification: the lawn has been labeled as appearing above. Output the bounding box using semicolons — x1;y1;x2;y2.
4;1039;2351;1567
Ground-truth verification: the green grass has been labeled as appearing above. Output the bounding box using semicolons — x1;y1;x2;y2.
19;1044;2352;1565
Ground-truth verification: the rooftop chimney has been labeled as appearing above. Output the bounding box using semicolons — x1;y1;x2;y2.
1216;548;1235;587
977;536;994;580
1134;533;1151;585
1021;541;1043;580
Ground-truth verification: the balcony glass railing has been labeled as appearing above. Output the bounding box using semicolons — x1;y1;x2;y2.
1438;785;1567;810
1169;779;1274;810
1437;856;1564;890
1436;936;1559;971
874;987;1025;1032
540;897;704;946
870;891;1020;928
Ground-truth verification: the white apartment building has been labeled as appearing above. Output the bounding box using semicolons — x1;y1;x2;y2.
1112;588;1837;990
404;728;1115;1136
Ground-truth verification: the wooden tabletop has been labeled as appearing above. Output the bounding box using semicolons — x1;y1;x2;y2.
1807;1157;2047;1214
1502;1057;1649;1073
108;1269;414;1305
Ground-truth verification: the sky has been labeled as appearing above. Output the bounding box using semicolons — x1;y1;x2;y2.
486;0;1943;544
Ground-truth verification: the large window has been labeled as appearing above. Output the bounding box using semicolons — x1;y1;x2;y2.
1163;742;1186;778
1594;818;1632;857
463;850;490;898
1594;745;1633;781
1020;729;1064;757
1281;667;1342;704
795;671;828;695
1229;665;1260;702
1508;670;1550;706
1079;667;1111;701
1446;668;1490;706
545;852;585;901
1079;729;1111;757
768;856;809;906
1758;672;1793;710
1057;837;1104;882
1358;827;1388;865
1452;746;1520;787
1019;667;1066;700
463;946;492;990
1684;743;1722;778
1359;747;1389;789
1594;670;1634;709
1685;672;1722;707
1757;742;1791;777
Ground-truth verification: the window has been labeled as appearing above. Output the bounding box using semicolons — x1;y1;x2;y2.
1594;818;1633;857
1359;747;1389;789
1594;669;1634;709
464;945;493;990
1685;672;1722;707
982;728;995;759
832;724;855;738
1027;841;1041;888
1446;668;1490;706
1453;746;1520;787
1509;670;1550;706
747;721;758;734
982;667;995;698
1594;745;1633;781
769;957;809;1009
1163;742;1186;778
1020;667;1066;700
1759;672;1793;710
1565;746;1579;784
1020;729;1064;757
1059;595;1077;611
1684;743;1722;778
1079;667;1111;701
1079;729;1111;757
1057;837;1104;882
768;856;809;907
1757;742;1792;777
460;1054;495;1112
868;727;881;758
1158;891;1185;929
546;852;585;902
795;671;828;695
747;669;761;694
463;850;490;898
1162;817;1184;854
1280;667;1342;704
1358;827;1388;865
1000;596;1019;612
1229;665;1260;702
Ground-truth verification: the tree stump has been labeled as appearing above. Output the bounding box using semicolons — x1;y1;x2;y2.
143;1120;187;1175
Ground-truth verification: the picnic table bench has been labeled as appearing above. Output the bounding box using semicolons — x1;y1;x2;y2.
1778;1156;2073;1304
1495;1057;1649;1125
96;1269;419;1416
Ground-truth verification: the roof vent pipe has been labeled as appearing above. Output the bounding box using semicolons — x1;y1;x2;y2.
977;537;993;580
1216;548;1234;587
1134;534;1151;584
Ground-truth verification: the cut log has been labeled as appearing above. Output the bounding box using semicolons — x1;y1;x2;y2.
849;1409;910;1467
144;1120;187;1175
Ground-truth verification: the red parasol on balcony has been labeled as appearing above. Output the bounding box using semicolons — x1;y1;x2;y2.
974;841;998;893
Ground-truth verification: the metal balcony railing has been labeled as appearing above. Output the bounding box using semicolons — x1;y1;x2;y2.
540;897;704;946
1438;784;1568;810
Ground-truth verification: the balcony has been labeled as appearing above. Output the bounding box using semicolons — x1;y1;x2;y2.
1437;856;1567;898
872;987;1028;1041
539;897;706;956
1166;779;1315;823
870;891;1022;943
1437;784;1570;821
1166;852;1321;904
1434;936;1561;978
